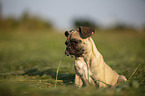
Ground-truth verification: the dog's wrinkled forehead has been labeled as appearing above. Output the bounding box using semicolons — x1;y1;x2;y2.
69;31;80;40
65;26;95;39
65;30;78;38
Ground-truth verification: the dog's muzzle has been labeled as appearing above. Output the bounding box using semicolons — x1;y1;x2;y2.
65;46;84;57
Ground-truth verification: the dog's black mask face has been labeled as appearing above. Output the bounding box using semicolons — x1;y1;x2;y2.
64;30;85;57
65;38;84;57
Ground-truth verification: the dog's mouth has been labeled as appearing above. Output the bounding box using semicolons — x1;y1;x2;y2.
65;50;74;57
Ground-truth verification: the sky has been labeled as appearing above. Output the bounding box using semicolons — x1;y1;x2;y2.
1;0;145;30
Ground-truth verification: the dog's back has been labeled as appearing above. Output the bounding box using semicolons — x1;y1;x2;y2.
90;37;127;86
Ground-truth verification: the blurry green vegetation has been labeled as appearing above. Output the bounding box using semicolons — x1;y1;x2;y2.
1;12;145;32
0;12;53;30
0;29;144;95
72;18;145;32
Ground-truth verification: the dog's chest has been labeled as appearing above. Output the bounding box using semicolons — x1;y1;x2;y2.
74;57;92;76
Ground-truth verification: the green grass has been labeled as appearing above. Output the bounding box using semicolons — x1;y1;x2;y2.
0;29;144;96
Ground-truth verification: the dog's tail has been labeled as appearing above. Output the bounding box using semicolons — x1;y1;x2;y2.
117;75;127;83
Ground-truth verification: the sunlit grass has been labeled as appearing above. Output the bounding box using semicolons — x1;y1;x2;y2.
0;29;144;95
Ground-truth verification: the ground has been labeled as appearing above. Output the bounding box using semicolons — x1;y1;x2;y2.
0;29;144;96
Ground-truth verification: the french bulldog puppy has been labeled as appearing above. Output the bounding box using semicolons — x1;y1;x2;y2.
65;26;127;87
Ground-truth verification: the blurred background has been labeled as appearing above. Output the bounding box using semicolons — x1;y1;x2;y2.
0;0;145;31
0;0;145;96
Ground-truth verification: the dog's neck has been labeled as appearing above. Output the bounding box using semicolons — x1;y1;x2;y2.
85;37;101;58
75;37;102;65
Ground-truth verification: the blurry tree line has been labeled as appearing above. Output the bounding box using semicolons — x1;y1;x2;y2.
0;12;144;32
0;2;144;32
0;11;53;30
73;18;145;32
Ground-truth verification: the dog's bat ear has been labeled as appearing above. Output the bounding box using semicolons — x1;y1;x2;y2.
65;30;74;37
78;26;95;39
65;31;70;37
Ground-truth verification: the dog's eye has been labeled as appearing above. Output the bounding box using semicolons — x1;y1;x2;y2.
71;39;82;44
73;40;78;44
71;39;77;43
78;40;82;43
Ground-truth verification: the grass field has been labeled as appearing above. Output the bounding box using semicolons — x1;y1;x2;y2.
0;29;145;96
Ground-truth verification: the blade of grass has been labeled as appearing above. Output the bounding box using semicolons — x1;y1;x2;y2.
129;64;141;80
55;55;65;87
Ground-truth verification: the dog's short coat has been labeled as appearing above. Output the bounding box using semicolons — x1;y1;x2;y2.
65;26;127;87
